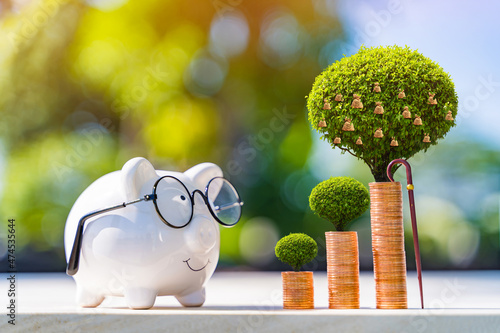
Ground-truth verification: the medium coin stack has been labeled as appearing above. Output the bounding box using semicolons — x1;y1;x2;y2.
326;231;360;309
369;182;408;309
281;272;314;309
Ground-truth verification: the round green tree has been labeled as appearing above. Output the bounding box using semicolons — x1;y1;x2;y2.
307;45;458;182
275;233;318;272
309;177;370;231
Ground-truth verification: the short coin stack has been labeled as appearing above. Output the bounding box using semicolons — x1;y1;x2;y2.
369;182;408;309
326;231;360;309
281;272;314;309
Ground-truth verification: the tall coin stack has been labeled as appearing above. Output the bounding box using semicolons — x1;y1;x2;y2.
369;182;408;309
326;231;360;309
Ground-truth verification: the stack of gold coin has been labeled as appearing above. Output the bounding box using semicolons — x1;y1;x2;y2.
326;231;360;309
282;271;314;309
369;182;408;309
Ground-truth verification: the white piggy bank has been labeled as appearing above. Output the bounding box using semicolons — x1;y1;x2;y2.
64;157;242;309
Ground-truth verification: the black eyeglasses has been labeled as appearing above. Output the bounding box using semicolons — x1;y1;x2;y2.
67;176;243;276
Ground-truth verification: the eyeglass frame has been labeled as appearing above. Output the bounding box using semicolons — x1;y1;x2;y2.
67;175;243;276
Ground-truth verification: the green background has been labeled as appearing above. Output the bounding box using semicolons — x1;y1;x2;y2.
0;0;498;272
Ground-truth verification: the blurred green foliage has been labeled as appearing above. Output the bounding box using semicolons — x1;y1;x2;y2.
0;0;342;271
0;0;497;272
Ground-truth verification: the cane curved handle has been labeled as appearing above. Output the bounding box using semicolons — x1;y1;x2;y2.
387;159;424;309
387;159;413;188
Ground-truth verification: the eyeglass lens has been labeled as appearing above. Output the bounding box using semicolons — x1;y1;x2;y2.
155;177;193;228
154;177;241;227
207;178;241;226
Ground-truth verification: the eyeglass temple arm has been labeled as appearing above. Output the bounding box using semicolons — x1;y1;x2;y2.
66;196;152;276
214;201;244;212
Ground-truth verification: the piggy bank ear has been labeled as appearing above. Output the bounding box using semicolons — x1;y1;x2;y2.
121;157;158;200
184;162;223;190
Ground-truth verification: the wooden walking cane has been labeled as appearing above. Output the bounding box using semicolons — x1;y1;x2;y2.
387;159;424;309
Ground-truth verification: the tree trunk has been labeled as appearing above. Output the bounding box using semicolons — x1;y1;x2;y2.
371;167;390;182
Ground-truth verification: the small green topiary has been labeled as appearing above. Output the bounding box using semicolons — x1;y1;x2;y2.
275;233;318;272
309;177;370;231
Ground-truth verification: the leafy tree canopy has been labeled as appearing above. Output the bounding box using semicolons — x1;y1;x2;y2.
275;233;318;272
307;45;458;181
309;177;369;231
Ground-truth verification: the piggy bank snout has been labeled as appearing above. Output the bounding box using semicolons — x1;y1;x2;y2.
185;216;218;254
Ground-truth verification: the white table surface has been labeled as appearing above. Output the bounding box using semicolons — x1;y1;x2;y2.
1;271;500;332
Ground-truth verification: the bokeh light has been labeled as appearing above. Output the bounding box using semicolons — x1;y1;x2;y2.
86;0;130;12
209;11;249;59
239;217;280;267
184;52;228;96
409;196;480;268
258;9;303;69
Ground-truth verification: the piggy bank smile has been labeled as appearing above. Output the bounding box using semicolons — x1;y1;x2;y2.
183;258;211;272
64;157;242;309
